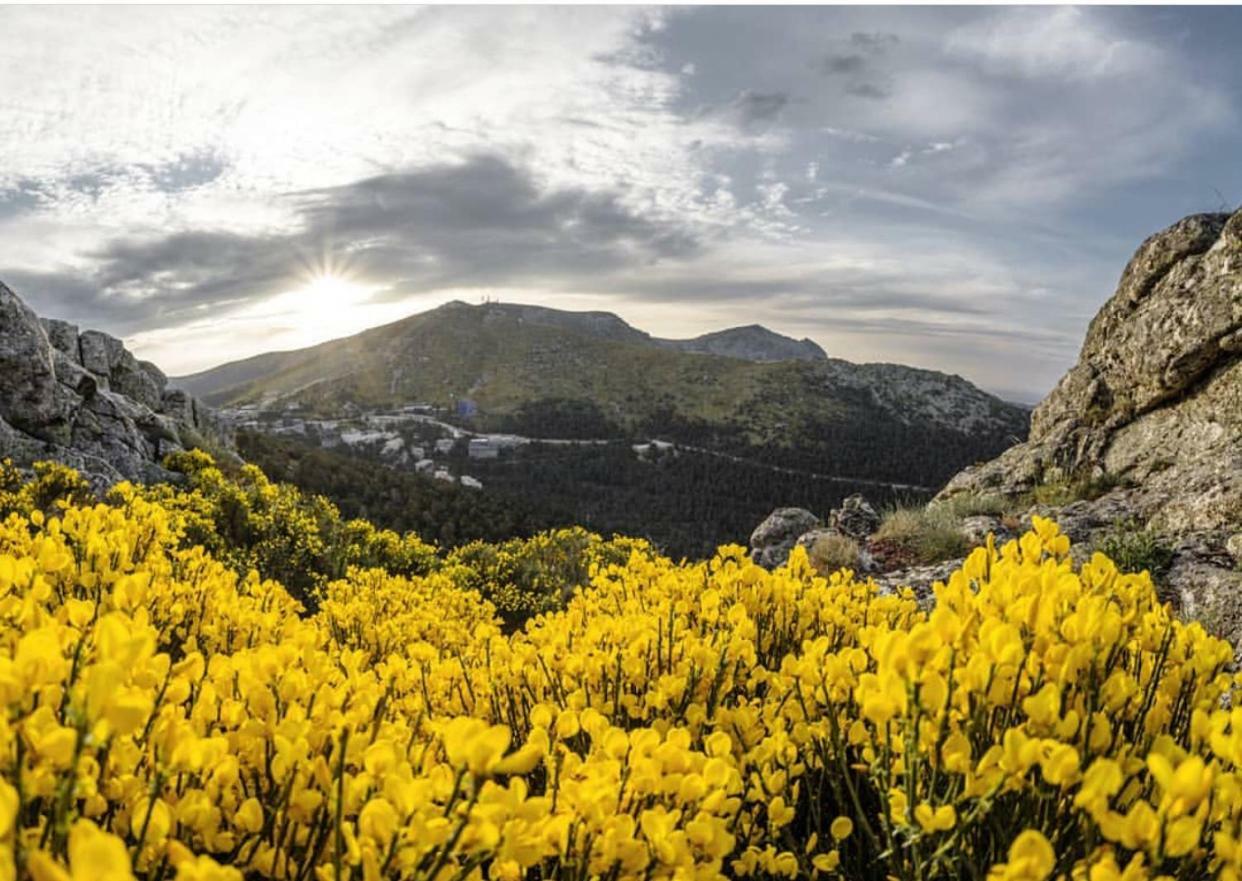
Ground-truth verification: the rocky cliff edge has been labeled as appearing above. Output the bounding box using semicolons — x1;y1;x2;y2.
937;208;1241;642
0;279;234;487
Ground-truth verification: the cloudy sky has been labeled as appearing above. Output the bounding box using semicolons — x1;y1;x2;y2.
2;6;1240;401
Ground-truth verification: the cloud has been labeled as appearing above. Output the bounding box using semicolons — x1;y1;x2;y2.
849;32;900;52
945;8;1155;80
0;5;1238;401
819;29;899;100
725;90;789;130
823;55;866;75
846;82;890;101
7;155;702;332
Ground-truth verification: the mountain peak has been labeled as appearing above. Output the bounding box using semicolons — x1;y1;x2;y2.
668;323;828;362
411;300;829;364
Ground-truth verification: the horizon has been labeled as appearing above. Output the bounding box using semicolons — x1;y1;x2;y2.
3;6;1241;401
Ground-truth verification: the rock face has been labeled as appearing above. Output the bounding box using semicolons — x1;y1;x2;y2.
1;279;234;487
939;209;1240;527
938;208;1242;645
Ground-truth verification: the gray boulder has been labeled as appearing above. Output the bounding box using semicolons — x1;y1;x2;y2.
51;349;99;400
40;317;80;363
871;558;966;606
79;329;125;378
750;507;821;568
109;349;164;411
958;515;1012;547
0;283;74;444
828;494;880;540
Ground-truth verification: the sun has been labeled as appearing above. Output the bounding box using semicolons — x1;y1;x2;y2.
295;272;368;322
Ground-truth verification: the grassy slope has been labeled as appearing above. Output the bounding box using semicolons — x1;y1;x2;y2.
182;303;1019;453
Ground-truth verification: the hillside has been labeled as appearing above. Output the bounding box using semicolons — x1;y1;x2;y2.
177;302;1018;445
175;301;830;406
176;300;1027;553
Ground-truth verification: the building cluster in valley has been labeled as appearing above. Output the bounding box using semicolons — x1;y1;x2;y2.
221;404;501;489
219;399;681;490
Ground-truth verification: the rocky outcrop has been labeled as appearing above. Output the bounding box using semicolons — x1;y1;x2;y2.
1;279;234;488
938;208;1242;645
939;209;1240;524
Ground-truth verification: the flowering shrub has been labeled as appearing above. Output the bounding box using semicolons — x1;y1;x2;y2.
0;461;1238;881
444;527;656;627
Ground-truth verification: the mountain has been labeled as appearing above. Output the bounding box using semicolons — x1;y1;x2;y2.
658;324;828;362
0;280;234;486
175;303;827;408
176;300;1028;555
176;299;1023;443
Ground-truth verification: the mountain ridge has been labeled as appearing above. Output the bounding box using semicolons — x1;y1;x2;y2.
174;299;1021;442
173;300;830;399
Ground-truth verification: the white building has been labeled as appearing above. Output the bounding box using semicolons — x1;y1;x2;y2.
467;437;500;459
414;458;435;474
460;475;483;490
434;437;456;455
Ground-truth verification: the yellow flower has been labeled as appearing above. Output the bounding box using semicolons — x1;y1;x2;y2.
989;829;1055;881
173;854;244;881
363;740;399;777
811;850;840;873
14;628;67;687
1022;684;1061;728
233;798;264;834
68;820;134;881
768;796;796;828
1147;754;1213;815
914;803;956;833
358;797;400;845
829;816;853;841
1164;815;1202;858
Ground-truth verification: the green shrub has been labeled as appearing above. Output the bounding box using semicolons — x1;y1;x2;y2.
873;505;968;564
445;527;654;629
935;491;1012;519
1097;519;1174;578
806;532;860;575
1028;471;1129;507
0;459;97;518
133;450;440;608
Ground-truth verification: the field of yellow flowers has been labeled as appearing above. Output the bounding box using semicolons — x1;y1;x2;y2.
0;454;1239;881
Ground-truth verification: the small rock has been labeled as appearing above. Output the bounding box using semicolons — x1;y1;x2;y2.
750;507;821;569
1226;533;1242;566
958;515;1011;547
828;494;880;540
871;558;965;607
